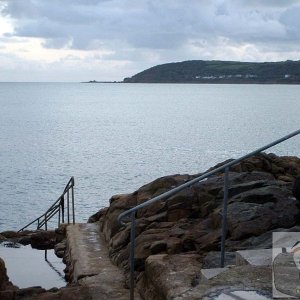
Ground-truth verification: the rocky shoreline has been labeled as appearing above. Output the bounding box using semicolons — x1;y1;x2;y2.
1;152;300;299
88;152;300;298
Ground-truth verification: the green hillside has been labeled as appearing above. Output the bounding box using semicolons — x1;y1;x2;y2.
123;60;300;83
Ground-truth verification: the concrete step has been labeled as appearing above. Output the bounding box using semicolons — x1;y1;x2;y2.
236;249;272;267
201;267;229;281
65;223;131;300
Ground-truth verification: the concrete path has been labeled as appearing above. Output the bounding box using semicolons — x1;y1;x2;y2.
66;223;131;300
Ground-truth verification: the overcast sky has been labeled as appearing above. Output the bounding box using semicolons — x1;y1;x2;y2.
0;0;300;82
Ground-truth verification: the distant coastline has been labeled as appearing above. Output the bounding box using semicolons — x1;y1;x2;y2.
122;59;300;84
83;59;300;84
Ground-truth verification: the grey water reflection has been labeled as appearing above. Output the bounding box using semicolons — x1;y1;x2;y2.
0;243;66;289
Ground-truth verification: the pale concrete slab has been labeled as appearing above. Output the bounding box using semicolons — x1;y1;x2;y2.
66;223;130;300
66;223;113;280
214;290;272;299
236;249;272;266
201;267;229;281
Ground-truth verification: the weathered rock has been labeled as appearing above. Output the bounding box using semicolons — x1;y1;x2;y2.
0;258;9;290
0;234;7;243
293;175;300;200
30;230;57;250
15;286;92;300
1;229;65;250
101;193;138;243
137;253;202;300
0;257;16;300
150;241;167;254
176;265;272;299
231;153;300;180
54;240;67;258
17;235;32;245
226;185;299;240
226;225;300;251
16;286;46;298
0;231;18;239
89;153;300;298
55;224;69;236
202;251;236;268
87;207;108;223
97;166;300;276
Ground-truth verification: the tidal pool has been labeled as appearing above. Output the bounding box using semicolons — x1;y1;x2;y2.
0;243;66;289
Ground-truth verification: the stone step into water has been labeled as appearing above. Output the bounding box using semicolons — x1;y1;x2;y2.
65;223;131;300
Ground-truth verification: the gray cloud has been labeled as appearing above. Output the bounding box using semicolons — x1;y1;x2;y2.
2;0;299;51
280;6;300;39
1;0;300;81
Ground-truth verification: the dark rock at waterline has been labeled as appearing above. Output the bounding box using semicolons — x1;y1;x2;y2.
0;258;10;289
0;231;32;239
54;240;67;258
0;257;16;299
55;224;68;236
0;234;7;243
30;231;57;250
0;228;66;250
16;286;46;298
293;175;300;200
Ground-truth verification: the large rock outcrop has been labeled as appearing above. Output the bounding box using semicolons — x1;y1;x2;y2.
90;153;300;296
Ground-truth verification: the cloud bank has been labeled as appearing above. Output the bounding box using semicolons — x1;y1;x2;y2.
0;0;300;81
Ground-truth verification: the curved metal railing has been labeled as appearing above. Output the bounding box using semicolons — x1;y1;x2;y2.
118;129;300;300
18;177;75;232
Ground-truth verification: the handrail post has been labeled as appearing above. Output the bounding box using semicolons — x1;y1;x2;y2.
44;212;48;260
61;196;65;223
220;166;229;268
129;211;136;300
45;212;48;231
67;190;70;224
58;206;61;227
72;186;75;224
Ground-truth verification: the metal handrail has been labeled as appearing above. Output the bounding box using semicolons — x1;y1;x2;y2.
118;129;300;300
18;177;75;232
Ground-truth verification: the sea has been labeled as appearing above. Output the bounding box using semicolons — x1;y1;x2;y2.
0;83;299;232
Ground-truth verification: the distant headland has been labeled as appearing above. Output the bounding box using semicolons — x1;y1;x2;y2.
123;59;300;84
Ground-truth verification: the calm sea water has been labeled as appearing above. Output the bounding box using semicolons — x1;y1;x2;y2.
0;83;299;231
